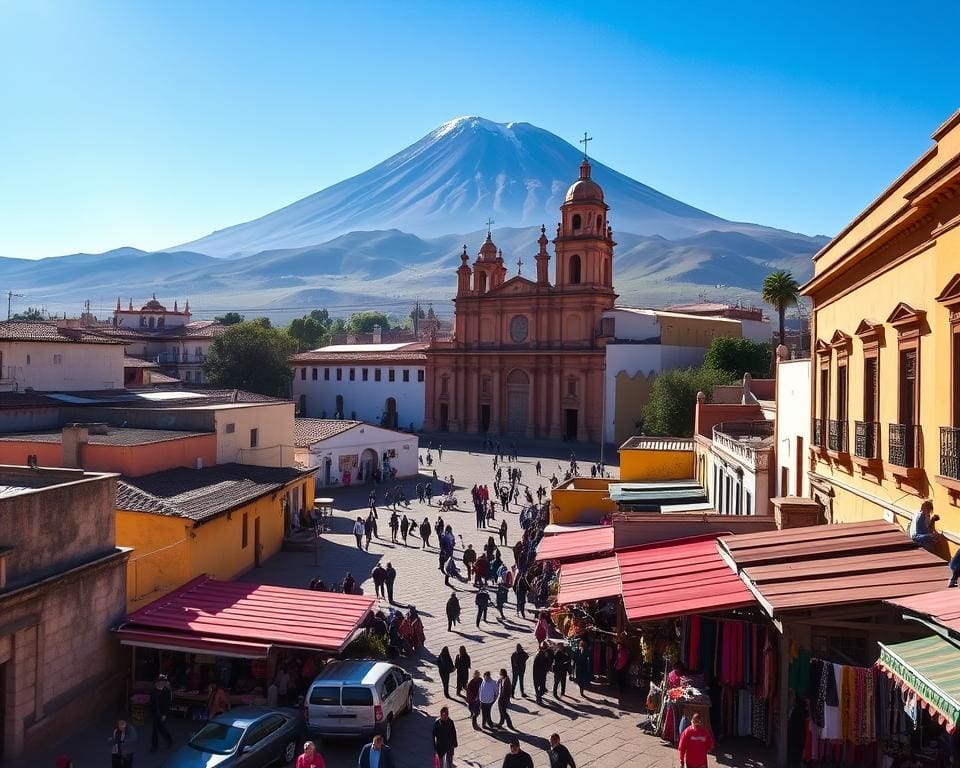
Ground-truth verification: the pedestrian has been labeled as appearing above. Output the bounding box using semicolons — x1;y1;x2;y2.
514;573;528;618
389;511;399;543
446;591;461;631
546;733;576;768
400;515;410;545
479;671;498;730
502;738;534;768
466;670;482;729
572;638;592;696
463;544;476;578
496;668;514;729
532;643;552;704
368;490;377;517
296;740;325;768
495;581;508;619
352;516;365;549
552;644;571;697
420;517;432;549
475;587;490;627
499;519;508;546
432;706;458;768
384;562;397;604
149;675;173;751
364;514;374;550
437;647;455;698
455;646;471;695
534;612;549;644
342;572;355;595
438;444;444;461
535;460;542;476
426;482;434;504
108;719;137;767
372;564;387;599
510;643;528;697
444;555;461;587
358;734;395;768
207;682;230;717
614;640;630;696
678;713;715;768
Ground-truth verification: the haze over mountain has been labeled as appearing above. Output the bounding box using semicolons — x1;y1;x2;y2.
0;117;827;321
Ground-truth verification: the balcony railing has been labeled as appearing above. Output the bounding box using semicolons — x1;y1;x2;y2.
854;421;880;460
889;423;921;469
712;420;774;471
941;427;960;481
812;417;824;447
827;419;848;453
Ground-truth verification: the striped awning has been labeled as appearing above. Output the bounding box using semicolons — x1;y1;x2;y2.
877;635;960;733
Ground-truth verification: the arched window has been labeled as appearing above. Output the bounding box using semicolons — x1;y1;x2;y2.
569;254;582;284
572;214;582;231
478;272;488;293
601;258;609;286
148;317;155;328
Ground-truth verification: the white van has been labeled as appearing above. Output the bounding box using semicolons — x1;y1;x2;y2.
304;660;414;742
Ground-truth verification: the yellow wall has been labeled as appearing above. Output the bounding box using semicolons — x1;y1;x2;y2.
551;480;617;525
614;371;656;446
658;315;742;347
118;511;191;611
619;448;695;482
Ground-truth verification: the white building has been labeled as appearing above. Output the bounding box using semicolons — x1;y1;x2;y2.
774;351;812;498
290;343;427;431
294;418;419;488
0;321;125;392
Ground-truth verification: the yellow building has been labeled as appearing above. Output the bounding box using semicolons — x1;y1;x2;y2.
802;110;960;563
116;462;317;610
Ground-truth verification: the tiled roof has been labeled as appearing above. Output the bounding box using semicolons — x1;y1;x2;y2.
116;463;315;524
91;321;228;342
294;418;362;447
123;356;160;368
0;427;213;446
619;436;694;451
0;321;125;344
290;342;428;364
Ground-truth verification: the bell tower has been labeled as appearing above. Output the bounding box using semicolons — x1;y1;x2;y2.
553;135;615;292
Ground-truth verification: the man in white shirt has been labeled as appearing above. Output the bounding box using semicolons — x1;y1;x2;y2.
479;671;499;730
353;516;365;550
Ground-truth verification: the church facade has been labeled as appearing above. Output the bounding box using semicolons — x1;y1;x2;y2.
423;156;616;441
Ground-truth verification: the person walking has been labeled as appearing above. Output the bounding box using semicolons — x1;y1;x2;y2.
368;490;377;517
572;638;592;696
475;587;490;627
473;553;489;587
432;707;458;768
455;646;471;695
108;719;137;767
399;515;410;545
463;544;477;578
352;516;365;550
296;741;325;768
149;675;173;751
371;564;387;599
426;482;434;505
384;562;397;604
444;555;460;588
478;671;498;730
446;592;461;632
532;643;552;704
552;644;571;698
535;461;542;476
510;644;528;697
495;581;508;620
466;670;482;729
546;734;576;768
499;519;508;546
342;572;356;595
514;573;529;618
678;713;715;768
389;511;399;543
438;444;444;461
358;735;395;768
437;647;455;698
364;514;375;550
420;517;432;549
501;739;534;768
496;668;514;729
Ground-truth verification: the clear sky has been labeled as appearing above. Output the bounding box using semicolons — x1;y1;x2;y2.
2;0;958;259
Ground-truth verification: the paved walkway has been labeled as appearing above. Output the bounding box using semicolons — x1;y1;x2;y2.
29;444;772;768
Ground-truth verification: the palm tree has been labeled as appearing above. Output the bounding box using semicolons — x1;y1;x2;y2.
761;270;801;346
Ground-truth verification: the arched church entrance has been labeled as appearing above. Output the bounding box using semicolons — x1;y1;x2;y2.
359;447;378;483
505;369;530;435
384;397;398;429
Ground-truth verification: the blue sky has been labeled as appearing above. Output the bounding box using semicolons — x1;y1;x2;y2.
1;0;958;259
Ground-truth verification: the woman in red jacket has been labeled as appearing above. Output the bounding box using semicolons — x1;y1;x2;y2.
678;713;715;768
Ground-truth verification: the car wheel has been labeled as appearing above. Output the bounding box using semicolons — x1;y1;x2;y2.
384;716;393;743
282;738;297;764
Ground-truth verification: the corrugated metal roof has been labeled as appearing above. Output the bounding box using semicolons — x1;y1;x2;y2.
619;437;695;452
887;588;960;637
878;635;960;732
557;554;622;604
618;534;755;623
718;520;950;616
119;576;375;654
534;526;615;562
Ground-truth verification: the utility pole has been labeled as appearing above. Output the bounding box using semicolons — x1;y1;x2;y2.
7;291;23;320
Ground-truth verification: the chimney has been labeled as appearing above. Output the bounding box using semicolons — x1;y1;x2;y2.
62;424;89;469
372;325;382;344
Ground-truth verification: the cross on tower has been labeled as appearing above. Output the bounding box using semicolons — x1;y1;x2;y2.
485;217;495;234
516;255;523;276
579;131;593;160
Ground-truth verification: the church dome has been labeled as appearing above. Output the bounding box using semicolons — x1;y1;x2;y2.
478;231;499;262
564;159;604;203
141;296;166;311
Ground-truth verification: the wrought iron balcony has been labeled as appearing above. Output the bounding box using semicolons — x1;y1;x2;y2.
812;417;824;448
941;427;960;481
854;421;880;460
827;419;848;453
889;423;921;469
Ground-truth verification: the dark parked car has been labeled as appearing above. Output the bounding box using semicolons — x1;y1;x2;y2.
162;706;304;768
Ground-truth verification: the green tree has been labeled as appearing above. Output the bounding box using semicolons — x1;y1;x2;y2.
642;367;735;437
203;321;295;397
345;311;390;336
702;336;772;379
214;312;244;325
288;308;337;350
761;269;801;345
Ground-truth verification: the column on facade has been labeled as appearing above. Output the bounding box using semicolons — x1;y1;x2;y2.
548;357;562;439
526;365;537;439
490;366;502;435
452;364;463;432
578;366;590;442
466;364;479;432
536;360;549;439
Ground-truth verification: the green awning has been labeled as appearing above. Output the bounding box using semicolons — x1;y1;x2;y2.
877;635;960;733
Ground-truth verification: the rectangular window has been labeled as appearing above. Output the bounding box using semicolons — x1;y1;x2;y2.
388;369;395;382
349;368;356;381
336;368;342;381
250;428;259;448
53;354;62;365
362;368;369;381
402;369;409;382
898;348;918;425
745;491;753;516
836;362;848;423
300;367;306;380
417;369;424;383
375;368;382;382
324;368;330;381
953;327;960;427
225;423;236;434
242;512;249;548
312;368;318;380
863;356;879;423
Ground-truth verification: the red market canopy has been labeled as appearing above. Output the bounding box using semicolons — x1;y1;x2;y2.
557;554;622;605
117;576;375;656
887;588;960;637
535;526;614;563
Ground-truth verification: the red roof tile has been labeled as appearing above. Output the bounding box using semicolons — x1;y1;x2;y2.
534;526;614;562
294;418;361;447
0;321;125;344
558;554;622;604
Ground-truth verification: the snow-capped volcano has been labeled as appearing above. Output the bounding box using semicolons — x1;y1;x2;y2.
175;116;765;258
